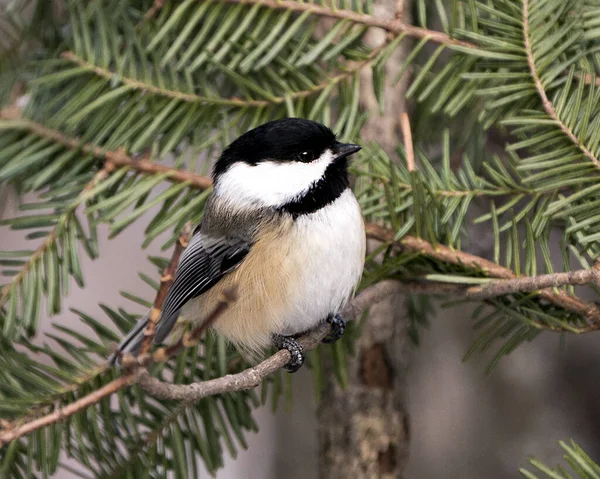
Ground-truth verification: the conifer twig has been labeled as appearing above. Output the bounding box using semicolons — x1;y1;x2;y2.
522;0;600;170
138;223;192;356
400;112;415;172
0;295;235;447
0;281;394;446
215;0;476;48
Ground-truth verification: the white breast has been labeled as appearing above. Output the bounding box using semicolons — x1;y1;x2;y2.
279;189;366;335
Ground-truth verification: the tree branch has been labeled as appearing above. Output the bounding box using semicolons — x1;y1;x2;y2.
3;110;599;329
365;223;600;329
0;371;141;447
138;224;191;356
0;281;397;446
522;0;600;170
138;280;402;401
0;108;213;189
214;0;476;49
61;49;380;108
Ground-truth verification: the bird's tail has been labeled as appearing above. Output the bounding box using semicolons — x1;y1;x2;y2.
107;312;150;365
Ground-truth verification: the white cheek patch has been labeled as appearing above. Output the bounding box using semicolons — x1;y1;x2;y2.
214;150;334;207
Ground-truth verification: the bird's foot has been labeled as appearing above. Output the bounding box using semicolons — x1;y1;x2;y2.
273;334;304;373
322;313;346;344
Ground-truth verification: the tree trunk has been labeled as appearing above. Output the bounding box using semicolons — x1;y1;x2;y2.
317;0;412;477
317;294;410;478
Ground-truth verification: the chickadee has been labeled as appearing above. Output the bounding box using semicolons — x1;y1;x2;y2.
110;118;365;372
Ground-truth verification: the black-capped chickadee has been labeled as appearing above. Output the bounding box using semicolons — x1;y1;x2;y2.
110;118;365;372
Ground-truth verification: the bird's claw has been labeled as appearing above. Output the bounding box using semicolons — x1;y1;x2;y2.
322;313;346;344
273;334;304;373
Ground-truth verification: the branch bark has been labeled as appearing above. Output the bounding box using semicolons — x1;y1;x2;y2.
138;280;401;401
0;281;398;446
138;224;191;356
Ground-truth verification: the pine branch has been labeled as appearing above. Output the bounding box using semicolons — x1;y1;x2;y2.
138;280;402;401
214;0;476;48
522;0;600;171
4;108;597;332
365;223;600;329
60;48;382;108
0;162;112;316
0;280;398;447
138;224;191;356
0;108;213;189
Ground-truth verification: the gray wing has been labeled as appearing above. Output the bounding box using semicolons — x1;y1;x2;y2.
153;230;251;344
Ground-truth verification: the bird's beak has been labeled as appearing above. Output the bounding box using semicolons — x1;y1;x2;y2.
333;142;362;160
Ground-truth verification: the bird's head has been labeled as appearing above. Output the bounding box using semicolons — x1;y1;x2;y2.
212;118;361;210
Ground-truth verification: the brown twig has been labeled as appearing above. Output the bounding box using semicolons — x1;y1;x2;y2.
214;0;476;49
61;49;379;108
399;268;600;300
138;223;192;356
0;372;141;447
144;0;166;20
365;223;600;328
522;0;600;170
0;108;213;189
400;112;415;172
139;280;401;401
0;281;392;446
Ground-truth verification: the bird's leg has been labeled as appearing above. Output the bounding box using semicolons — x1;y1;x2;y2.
272;334;304;373
322;313;346;344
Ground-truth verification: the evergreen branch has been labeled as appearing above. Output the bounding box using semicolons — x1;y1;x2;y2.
366;223;600;329
0;296;234;447
0;371;142;447
400;268;600;303
138;280;401;401
0;108;213;189
60;50;379;107
0;163;112;310
523;0;600;170
138;224;191;356
214;0;476;49
0;280;397;446
5;109;595;330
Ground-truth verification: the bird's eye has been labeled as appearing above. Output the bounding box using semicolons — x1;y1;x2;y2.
297;151;314;162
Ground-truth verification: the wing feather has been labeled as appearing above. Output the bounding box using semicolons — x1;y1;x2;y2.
154;231;251;344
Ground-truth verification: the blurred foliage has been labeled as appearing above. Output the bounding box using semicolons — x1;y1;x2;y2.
1;0;600;476
521;440;600;479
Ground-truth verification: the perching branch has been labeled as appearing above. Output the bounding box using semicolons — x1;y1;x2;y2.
522;0;600;171
0;280;397;446
138;280;402;401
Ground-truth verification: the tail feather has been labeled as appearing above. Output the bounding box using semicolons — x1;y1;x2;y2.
108;312;149;365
